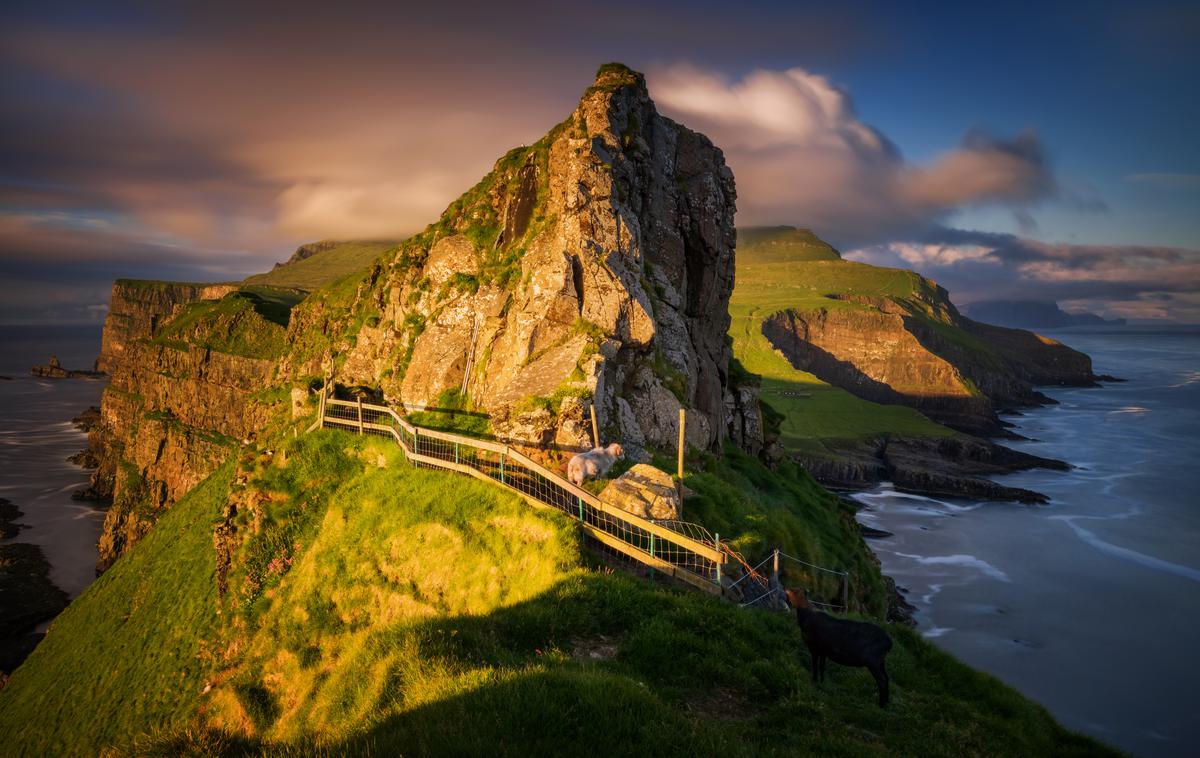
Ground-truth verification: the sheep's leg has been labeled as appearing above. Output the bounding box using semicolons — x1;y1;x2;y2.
869;660;889;708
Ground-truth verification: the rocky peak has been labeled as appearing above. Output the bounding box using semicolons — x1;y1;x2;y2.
320;63;738;458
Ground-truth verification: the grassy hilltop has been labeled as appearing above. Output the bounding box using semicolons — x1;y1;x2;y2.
730;227;956;454
0;431;1105;756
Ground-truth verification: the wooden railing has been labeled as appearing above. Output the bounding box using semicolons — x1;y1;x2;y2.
317;394;728;595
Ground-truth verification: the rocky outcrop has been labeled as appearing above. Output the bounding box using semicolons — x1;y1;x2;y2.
96;280;237;373
600;464;681;520
30;356;104;379
316;64;737;459
794;435;1069;504
761;293;1099;436
89;335;277;571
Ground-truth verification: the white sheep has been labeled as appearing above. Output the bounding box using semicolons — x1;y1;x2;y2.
567;443;624;486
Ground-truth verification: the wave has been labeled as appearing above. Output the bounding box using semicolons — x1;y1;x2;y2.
894;552;1011;582
1052;518;1200;583
1168;371;1200;388
1109;406;1150;415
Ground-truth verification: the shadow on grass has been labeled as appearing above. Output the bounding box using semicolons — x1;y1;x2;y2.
134;571;1110;757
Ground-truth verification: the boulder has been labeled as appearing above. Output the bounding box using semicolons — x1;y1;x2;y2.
600;464;680;521
422;235;479;287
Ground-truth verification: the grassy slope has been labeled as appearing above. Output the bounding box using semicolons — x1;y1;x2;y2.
0;464;233;756
0;432;1109;756
730;228;953;455
243;241;398;291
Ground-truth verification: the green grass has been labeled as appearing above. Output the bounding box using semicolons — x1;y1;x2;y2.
244;241;399;291
0;463;234;756
683;446;886;611
152;290;296;360
730;228;956;453
406;387;492;438
0;431;1110;756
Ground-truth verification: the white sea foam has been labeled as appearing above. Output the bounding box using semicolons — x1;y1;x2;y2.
1109;406;1150;415
1168;371;1200;388
1053;518;1200;583
894;552;1011;582
922;626;955;639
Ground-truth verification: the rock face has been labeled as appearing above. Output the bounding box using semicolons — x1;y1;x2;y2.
88;284;282;570
761;293;1099;436
96;280;238;373
90;339;276;571
319;64;737;459
600;464;681;520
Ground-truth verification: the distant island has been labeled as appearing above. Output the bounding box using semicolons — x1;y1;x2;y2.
964;300;1126;329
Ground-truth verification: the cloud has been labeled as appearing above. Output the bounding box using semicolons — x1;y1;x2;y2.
650;64;1057;246
846;228;1200;322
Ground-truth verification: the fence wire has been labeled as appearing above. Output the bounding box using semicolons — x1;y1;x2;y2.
320;397;725;592
318;395;852;610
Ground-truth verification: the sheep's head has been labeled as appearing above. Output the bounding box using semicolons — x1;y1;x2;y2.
607;443;624;459
785;588;810;610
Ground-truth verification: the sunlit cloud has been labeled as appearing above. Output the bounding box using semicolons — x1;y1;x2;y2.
847;231;1200;321
650;64;1056;246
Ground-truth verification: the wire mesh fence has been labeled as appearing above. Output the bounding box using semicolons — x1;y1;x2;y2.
319;397;727;594
318;394;852;610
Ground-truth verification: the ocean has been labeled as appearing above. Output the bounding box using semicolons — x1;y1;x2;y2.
854;326;1200;758
0;325;106;598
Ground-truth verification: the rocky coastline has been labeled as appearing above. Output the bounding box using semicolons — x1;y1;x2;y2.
795;433;1070;504
0;499;69;686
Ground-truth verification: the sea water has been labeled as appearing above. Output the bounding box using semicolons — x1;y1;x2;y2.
854;326;1200;758
0;325;106;598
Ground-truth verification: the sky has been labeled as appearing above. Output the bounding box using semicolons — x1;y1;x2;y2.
1;0;1198;324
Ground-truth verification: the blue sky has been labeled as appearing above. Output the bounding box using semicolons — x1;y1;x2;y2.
1;0;1197;322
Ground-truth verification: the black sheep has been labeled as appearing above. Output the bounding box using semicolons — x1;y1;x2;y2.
786;587;894;707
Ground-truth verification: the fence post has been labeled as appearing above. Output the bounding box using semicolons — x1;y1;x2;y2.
649;532;655;578
578;497;584;522
772;548;780;583
318;377;327;429
841;572;849;612
356;396;364;435
455;441;460;465
677;407;686;480
501;447;507;484
413;425;420;455
589;404;600;449
714;532;722;588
